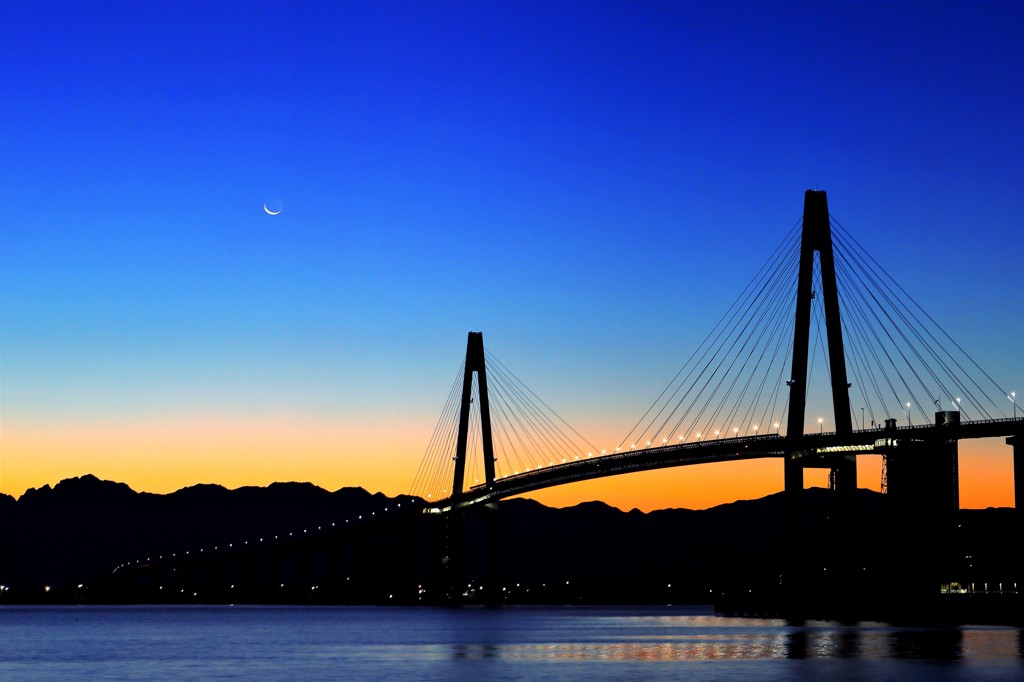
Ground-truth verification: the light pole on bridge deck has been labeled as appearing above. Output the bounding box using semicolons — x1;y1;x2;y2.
861;407;864;430
905;402;912;426
1012;391;1017;419
817;417;823;434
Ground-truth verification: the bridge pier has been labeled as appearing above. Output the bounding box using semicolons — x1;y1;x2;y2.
484;502;501;606
783;452;860;619
827;455;859;617
1009;435;1023;591
783;456;808;617
442;509;466;604
437;503;502;606
1010;435;1023;514
884;411;960;616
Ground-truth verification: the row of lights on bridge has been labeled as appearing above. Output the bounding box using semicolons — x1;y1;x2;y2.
427;422;790;498
901;394;1021;424
426;391;1024;500
428;392;1024;499
113;501;417;572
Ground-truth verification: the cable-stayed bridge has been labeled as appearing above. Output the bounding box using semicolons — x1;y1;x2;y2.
412;191;1021;515
419;419;1021;510
109;191;1023;616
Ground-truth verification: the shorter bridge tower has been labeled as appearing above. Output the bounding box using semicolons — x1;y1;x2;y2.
452;332;497;495
442;331;501;605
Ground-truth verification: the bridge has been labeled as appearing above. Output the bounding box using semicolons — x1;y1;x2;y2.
431;418;1023;509
408;189;1023;615
109;190;1024;617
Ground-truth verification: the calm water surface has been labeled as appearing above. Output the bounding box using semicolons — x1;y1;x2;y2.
2;605;1022;680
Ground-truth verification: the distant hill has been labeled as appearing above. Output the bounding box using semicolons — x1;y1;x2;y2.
0;474;415;590
0;475;1015;604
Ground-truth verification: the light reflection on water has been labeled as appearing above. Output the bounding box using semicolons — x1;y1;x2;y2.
1;605;1021;681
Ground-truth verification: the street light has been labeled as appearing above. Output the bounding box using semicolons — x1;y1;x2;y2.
1012;392;1017;419
905;402;912;426
817;417;824;434
861;407;865;430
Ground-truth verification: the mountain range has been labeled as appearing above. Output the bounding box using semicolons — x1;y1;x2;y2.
1;475;1015;604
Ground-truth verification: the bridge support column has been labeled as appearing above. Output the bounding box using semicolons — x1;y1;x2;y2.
1009;435;1023;591
443;509;465;605
485;502;501;606
1010;435;1023;515
783;456;807;617
884;412;960;618
828;454;859;618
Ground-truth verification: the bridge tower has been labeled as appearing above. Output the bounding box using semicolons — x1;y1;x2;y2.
784;190;857;613
452;331;497;495
786;190;855;483
443;331;500;605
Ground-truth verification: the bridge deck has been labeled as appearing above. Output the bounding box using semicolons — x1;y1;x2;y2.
434;417;1024;510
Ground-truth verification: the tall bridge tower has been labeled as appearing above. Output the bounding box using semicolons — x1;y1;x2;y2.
784;190;858;611
786;190;855;482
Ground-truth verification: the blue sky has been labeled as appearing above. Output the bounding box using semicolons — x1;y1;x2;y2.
2;1;1023;501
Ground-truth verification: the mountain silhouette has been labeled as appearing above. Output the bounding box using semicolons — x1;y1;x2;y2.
0;475;1015;606
1;475;413;591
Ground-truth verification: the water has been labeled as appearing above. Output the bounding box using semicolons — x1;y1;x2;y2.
1;605;1022;680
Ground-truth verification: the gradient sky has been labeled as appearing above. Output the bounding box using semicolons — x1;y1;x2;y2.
3;1;1023;510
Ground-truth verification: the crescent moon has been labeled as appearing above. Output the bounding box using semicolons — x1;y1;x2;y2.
263;203;281;216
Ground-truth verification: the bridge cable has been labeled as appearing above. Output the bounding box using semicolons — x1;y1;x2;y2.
829;216;1005;422
486;352;601;455
831;217;1012;406
665;226;800;441
624;221;803;447
410;360;466;500
487;368;566;474
832;226;988;420
618;218;803;449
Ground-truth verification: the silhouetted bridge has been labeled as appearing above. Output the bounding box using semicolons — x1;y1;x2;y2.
442;418;1024;509
108;191;1024;618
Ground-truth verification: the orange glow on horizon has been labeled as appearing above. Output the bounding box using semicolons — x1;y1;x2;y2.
0;414;432;501
522;441;1014;511
1;416;1015;512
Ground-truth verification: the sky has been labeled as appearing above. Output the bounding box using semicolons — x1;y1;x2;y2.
2;1;1023;510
